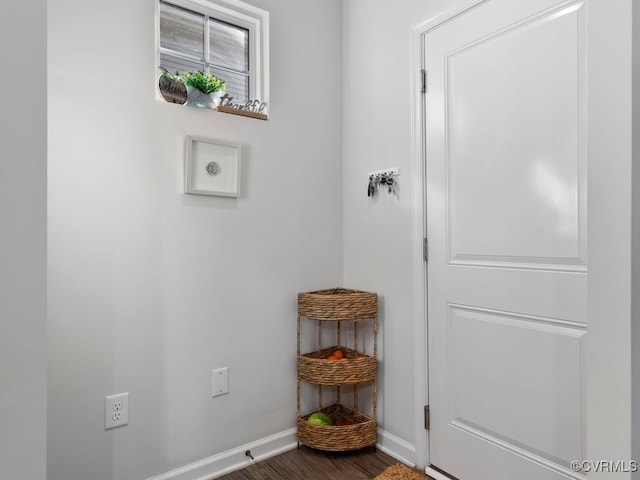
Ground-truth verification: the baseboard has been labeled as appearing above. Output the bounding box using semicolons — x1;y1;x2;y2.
375;428;416;467
146;428;298;480
146;427;416;480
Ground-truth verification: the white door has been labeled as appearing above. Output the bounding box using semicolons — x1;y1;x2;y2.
425;1;587;479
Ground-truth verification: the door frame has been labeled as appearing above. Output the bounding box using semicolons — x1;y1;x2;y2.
409;1;490;474
409;0;636;476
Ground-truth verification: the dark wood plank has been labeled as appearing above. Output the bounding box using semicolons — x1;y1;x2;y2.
217;445;399;480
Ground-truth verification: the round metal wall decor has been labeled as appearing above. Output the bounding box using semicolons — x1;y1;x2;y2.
206;161;221;176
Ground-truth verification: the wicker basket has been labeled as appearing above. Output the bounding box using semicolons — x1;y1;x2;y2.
297;288;378;452
297;403;377;451
298;288;377;320
298;346;376;385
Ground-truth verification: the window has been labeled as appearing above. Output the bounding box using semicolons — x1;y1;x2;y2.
158;0;268;105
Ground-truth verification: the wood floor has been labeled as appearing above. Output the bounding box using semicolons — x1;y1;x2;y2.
216;445;404;480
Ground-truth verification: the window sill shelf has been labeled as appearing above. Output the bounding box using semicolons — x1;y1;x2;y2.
217;105;268;121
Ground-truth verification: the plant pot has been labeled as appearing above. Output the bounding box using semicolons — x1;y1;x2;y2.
185;86;224;109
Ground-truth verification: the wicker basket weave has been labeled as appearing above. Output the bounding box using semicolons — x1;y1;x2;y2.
297;403;377;451
297;288;377;452
298;346;376;385
298;288;377;320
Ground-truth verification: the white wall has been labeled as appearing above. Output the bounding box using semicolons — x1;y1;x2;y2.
43;0;640;477
0;2;48;480
634;0;640;474
586;1;636;477
47;0;342;478
341;0;455;466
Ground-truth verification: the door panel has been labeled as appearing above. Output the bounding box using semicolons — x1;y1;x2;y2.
449;305;584;465
447;5;585;268
426;1;587;479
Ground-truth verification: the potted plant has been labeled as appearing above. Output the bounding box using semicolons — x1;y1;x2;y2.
182;70;227;109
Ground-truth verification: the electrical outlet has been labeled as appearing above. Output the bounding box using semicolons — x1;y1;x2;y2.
212;367;229;397
105;392;129;430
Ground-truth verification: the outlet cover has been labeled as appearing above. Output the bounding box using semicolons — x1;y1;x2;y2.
212;367;229;397
105;392;129;430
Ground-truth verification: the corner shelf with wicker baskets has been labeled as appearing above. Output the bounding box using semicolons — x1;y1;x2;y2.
296;288;378;451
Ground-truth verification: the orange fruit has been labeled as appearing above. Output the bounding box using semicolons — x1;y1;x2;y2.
333;349;344;359
326;355;339;361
